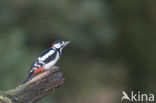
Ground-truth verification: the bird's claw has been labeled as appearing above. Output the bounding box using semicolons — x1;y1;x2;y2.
51;66;59;70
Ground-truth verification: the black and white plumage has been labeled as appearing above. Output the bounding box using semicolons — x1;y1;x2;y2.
23;40;70;84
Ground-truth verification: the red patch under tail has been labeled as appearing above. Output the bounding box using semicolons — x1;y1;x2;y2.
33;67;45;74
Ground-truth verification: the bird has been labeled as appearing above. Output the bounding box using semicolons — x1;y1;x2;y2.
23;40;70;84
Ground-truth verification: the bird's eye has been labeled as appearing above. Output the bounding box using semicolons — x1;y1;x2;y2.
51;43;54;46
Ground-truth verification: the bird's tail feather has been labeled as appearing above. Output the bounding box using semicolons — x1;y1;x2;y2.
23;72;33;84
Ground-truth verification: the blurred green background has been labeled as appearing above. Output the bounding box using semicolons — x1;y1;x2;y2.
0;0;156;103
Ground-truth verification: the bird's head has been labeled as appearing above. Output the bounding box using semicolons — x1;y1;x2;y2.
51;40;70;50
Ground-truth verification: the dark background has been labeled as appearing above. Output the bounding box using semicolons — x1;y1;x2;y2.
0;0;156;103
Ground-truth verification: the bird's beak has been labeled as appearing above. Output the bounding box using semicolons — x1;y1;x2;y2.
64;41;70;46
64;41;70;47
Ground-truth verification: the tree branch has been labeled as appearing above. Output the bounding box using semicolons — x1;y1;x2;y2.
0;67;64;103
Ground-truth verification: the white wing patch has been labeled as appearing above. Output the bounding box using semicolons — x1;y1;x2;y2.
38;50;55;61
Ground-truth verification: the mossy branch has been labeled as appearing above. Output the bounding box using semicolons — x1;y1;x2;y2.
0;67;64;103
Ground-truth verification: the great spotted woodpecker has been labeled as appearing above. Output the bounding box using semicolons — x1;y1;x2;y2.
23;40;70;84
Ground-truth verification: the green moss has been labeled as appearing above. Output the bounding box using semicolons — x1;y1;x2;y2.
0;96;12;103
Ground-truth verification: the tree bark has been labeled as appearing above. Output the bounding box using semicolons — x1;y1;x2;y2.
0;67;64;103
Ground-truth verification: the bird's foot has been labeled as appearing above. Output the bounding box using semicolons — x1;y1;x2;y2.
51;66;59;70
46;66;60;74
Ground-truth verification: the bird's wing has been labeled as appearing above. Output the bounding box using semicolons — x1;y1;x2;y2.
38;47;56;63
29;47;54;72
39;47;53;57
43;50;57;64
